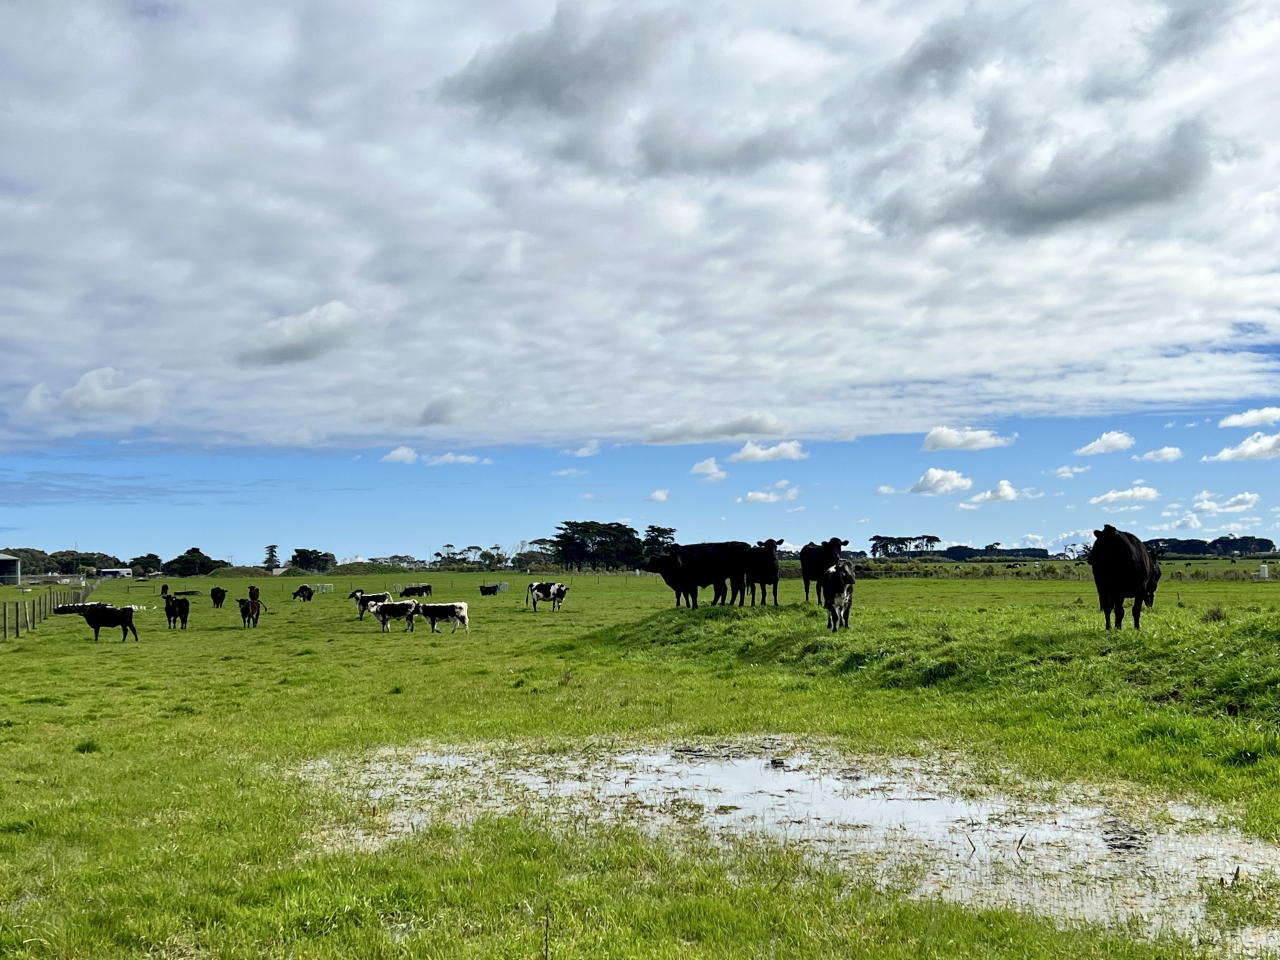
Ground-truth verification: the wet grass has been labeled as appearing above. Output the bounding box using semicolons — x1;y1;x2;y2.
0;572;1277;956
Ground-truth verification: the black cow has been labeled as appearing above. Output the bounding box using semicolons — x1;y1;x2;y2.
1087;524;1159;630
164;595;190;630
526;582;568;611
160;583;170;597
292;585;314;602
669;541;750;608
800;538;849;604
347;589;391;620
237;598;265;628
366;600;419;632
210;587;227;608
645;554;694;607
55;603;139;642
820;560;856;631
745;538;783;606
248;585;260;602
479;584;501;596
399;585;433;598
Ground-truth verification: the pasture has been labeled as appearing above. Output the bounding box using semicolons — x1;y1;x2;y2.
3;571;1280;957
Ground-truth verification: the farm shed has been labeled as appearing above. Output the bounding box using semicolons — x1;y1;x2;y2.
0;553;20;585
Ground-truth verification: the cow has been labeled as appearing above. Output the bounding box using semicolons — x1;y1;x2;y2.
479;584;501;596
526;582;569;611
399;585;433;598
347;589;391;620
366;600;419;632
54;603;139;642
745;538;783;606
164;595;190;630
292;585;314;602
415;601;470;633
645;554;693;607
210;587;227;609
248;585;260;602
820;560;857;631
236;597;265;628
800;538;849;604
160;583;170;597
1087;525;1159;630
667;541;750;608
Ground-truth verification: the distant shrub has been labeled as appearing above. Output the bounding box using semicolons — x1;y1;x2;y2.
1202;605;1227;624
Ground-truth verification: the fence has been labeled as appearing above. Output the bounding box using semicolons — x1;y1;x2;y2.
2;585;94;641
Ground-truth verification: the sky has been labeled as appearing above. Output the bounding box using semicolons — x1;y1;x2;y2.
1;0;1278;563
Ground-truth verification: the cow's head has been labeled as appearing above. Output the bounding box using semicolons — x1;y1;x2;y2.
346;590;363;599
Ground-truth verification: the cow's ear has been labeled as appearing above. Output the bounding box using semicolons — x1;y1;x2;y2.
1094;529;1103;538
842;540;849;546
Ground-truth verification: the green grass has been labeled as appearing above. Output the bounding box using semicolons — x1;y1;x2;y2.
2;572;1278;956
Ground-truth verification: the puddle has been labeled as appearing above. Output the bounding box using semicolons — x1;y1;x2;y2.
301;740;1280;953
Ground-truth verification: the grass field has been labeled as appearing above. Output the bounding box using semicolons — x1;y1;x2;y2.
3;571;1280;957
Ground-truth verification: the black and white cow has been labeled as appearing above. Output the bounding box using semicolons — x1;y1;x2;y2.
237;597;265;628
800;537;849;605
164;595;190;630
210;587;227;609
292;585;314;602
55;603;139;642
347;589;391;620
820;560;856;632
366;600;419;632
526;582;568;611
415;602;470;633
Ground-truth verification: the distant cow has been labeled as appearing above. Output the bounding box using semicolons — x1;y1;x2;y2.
526;582;569;611
160;584;170;597
1087;524;1159;630
210;587;227;608
55;603;139;642
416;601;470;633
366;600;419;632
645;554;693;607
236;598;265;628
400;585;433;598
347;589;391;620
667;541;750;608
292;585;314;602
820;560;857;632
745;538;783;606
800;538;849;604
479;584;501;596
164;595;190;630
248;585;260;602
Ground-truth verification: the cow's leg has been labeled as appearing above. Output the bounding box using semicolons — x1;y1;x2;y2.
771;581;778;606
803;578;811;603
129;622;139;641
1132;601;1142;630
93;624;101;642
1114;598;1125;630
430;619;440;633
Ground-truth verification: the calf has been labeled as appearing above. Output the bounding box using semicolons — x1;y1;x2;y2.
54;603;139;642
248;585;260;602
366;600;419;632
292;585;314;602
210;587;227;609
526;582;568;611
236;597;265;628
800;538;849;604
399;585;433;598
416;601;470;633
745;538;783;606
347;589;391;620
820;560;856;632
164;595;190;630
479;584;500;596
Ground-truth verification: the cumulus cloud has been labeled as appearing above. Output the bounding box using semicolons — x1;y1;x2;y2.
1132;446;1183;462
553;468;587;476
727;440;808;462
562;440;600;458
1204;433;1280;461
737;481;799;503
1220;407;1280;428
645;413;785;445
237;302;361;366
1053;465;1091;479
875;484;897;495
382;446;418;464
645;488;669;502
922;426;1015;450
1149;512;1203;531
424;452;485;465
909;468;973;496
691;457;727;482
1088;485;1160;504
969;479;1020;503
21;367;162;424
1192;491;1259;513
1075;431;1136;455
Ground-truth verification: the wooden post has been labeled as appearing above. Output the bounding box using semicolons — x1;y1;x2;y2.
3;602;7;640
14;602;19;638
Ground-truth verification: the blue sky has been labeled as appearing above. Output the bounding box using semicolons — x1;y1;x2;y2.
1;1;1278;563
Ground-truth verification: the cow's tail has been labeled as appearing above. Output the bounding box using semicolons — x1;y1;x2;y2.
525;583;532;606
258;601;268;613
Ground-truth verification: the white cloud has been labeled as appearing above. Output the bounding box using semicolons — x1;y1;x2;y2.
691;457;727;482
1021;534;1046;549
909;468;973;496
1192;491;1260;513
425;452;482;465
1102;505;1145;513
922;427;1015;450
237;301;361;366
21;367;162;424
553;468;587;476
1074;431;1135;456
727;440;808;462
737;483;799;503
1088;485;1159;504
645;413;784;445
1216;519;1261;533
1149;513;1203;531
1132;446;1182;462
957;502;980;510
562;440;600;457
785;506;805;513
645;489;669;502
1052;465;1091;479
1204;433;1280;461
969;479;1020;503
1220;408;1280;428
875;484;897;495
382;445;418;464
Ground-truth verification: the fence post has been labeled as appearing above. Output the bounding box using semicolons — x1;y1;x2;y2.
14;602;19;638
3;602;6;640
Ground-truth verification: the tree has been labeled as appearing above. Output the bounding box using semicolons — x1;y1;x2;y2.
642;525;677;557
289;548;336;573
1;547;59;575
51;550;123;574
551;521;644;570
984;542;1002;555
162;548;230;577
263;545;280;570
129;553;163;575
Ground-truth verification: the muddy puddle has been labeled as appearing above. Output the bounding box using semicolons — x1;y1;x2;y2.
302;739;1280;953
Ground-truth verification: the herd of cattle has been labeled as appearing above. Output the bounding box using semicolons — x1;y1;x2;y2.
47;525;1164;641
